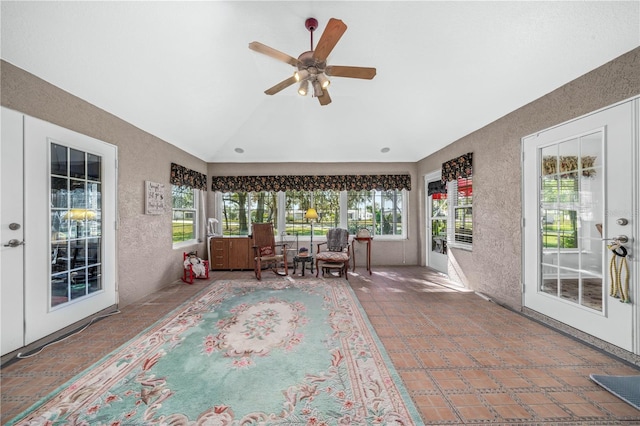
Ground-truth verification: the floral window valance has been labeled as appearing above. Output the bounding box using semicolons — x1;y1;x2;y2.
442;152;473;182
170;163;207;191
542;156;597;177
210;174;411;192
427;180;447;196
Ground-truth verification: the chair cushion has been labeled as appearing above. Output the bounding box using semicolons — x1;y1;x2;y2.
259;246;274;257
316;252;349;262
256;254;284;261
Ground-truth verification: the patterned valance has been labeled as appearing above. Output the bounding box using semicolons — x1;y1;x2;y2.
427;180;447;196
442;152;473;182
170;163;207;191
210;174;411;192
542;156;597;177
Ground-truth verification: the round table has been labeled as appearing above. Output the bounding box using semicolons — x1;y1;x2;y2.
293;255;314;276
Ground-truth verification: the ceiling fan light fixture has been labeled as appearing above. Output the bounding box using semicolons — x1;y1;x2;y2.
298;80;309;96
294;69;310;82
317;73;330;89
312;79;323;97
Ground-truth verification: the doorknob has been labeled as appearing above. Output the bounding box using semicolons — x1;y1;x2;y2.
602;235;630;244
3;239;25;247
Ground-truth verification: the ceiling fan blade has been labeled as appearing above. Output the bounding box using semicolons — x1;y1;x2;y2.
312;18;347;62
325;65;376;80
249;41;300;67
264;76;297;95
317;88;332;106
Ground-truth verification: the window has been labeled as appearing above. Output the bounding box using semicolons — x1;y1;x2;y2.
347;190;404;237
448;177;472;247
217;189;407;239
172;185;198;244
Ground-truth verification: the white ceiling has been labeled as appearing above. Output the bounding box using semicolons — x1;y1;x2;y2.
2;1;639;163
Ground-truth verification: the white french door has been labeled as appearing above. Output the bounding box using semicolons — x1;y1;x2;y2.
425;172;448;274
1;109;118;355
522;98;638;353
1;108;25;354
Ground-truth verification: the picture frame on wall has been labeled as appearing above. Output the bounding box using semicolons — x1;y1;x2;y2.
145;181;165;215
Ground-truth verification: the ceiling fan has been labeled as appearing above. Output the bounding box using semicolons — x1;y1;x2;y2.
249;17;376;106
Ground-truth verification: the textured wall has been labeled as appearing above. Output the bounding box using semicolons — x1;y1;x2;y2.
417;47;640;309
1;60;208;307
208;162;420;267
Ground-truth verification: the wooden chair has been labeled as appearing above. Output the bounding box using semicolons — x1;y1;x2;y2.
315;228;350;280
182;251;209;284
252;223;288;280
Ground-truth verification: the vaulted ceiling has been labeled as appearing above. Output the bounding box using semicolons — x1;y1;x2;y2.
2;1;638;163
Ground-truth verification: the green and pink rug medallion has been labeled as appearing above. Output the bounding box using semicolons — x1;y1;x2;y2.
10;278;422;425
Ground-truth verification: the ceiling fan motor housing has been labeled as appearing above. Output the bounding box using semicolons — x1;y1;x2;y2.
297;51;326;75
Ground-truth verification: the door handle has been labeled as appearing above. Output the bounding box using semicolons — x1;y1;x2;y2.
602;235;630;244
4;239;25;247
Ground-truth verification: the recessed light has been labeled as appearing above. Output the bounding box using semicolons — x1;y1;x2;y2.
381;147;390;153
234;148;244;154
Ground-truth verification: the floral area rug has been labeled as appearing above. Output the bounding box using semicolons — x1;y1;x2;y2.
11;278;421;425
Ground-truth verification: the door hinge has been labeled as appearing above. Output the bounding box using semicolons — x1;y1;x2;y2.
522;217;525;228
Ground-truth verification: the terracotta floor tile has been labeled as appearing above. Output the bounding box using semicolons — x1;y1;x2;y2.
599;401;640;416
416;352;448;368
379;336;408;351
493;403;533;420
469;351;504;366
399;370;436;392
456;404;495;421
411;394;450;408
417;406;460;423
442;351;478;367
563;402;608;417
388;351;421;369
526;403;571;419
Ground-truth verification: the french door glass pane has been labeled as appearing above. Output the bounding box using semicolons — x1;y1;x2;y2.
50;144;102;308
538;131;604;311
431;195;447;254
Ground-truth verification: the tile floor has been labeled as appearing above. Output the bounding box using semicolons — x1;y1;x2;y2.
2;266;639;425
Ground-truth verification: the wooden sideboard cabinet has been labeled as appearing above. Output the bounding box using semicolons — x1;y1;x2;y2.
209;237;254;270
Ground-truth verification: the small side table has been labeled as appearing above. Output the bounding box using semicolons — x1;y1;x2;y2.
293;255;314;276
352;237;372;275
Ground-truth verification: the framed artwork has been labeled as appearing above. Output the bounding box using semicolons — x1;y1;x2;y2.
145;181;165;215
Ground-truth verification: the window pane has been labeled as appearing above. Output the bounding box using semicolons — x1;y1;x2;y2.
376;190;403;236
454;206;472;244
222;192;249;236
313;190;340;236
347;190;373;235
172;185;197;242
285;191;312;236
69;148;85;179
51;143;68;176
250;192;278;227
87;153;101;181
173;209;196;242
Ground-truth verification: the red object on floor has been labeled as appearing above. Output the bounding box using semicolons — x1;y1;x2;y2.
181;251;209;284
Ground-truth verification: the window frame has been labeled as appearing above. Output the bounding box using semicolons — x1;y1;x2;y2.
172;184;199;248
